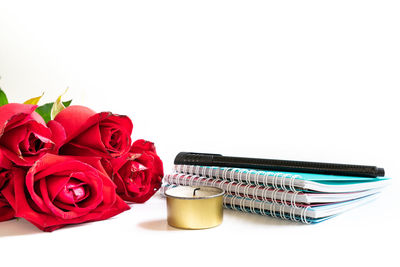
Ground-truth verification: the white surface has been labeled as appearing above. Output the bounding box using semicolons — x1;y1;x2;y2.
0;1;399;266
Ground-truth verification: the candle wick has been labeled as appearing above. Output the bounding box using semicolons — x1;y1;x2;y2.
193;188;201;197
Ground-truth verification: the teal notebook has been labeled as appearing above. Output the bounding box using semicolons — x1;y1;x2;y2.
174;164;390;193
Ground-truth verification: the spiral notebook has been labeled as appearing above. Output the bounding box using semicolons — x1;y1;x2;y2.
163;158;389;224
164;173;382;206
160;185;380;224
174;165;390;193
221;193;380;223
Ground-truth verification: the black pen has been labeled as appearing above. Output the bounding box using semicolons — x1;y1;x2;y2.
174;152;385;178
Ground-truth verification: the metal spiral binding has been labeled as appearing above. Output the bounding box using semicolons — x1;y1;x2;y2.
207;167;213;178
270;201;277;218
271;189;279;204
281;173;290;190
243;183;252;199
163;172;303;208
234;181;242;196
165;176;312;224
263;172;269;186
279;203;285;219
176;165;302;193
291;191;300;208
246;170;253;184
223;195;312;224
195;165;200;176
222;167;230;181
226;180;236;195
289;203;298;222
201;166;207;177
237;169;245;183
204;176;214;186
249;199;257;214
161;183;177;196
166;166;309;216
259;200;267;216
210;177;220;188
188;174;197;186
230;195;237;210
290;175;300;192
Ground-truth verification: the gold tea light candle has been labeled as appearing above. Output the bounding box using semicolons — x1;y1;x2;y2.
165;186;224;229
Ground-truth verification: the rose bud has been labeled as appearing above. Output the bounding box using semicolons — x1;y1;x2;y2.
0;103;66;166
0;151;15;222
109;139;163;203
9;154;129;231
54;105;133;159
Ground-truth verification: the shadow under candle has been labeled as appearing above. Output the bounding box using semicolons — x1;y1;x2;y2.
137;219;178;231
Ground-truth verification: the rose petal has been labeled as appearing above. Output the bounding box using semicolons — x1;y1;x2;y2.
101;115;133;142
13;154;129;231
0;104;41;137
47;120;67;152
131;139;157;154
38;155;111;179
1;146;44;167
54;105;104;142
0;205;14;222
92;195;129;222
0;170;16;222
0;149;12;169
39;178;94;220
0;126;26;156
55;105;133;158
68;124;108;154
29;155;106;214
46;175;71;202
53;175;89;205
0;120;54;166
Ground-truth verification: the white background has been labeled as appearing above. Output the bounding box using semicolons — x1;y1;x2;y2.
1;1;399;266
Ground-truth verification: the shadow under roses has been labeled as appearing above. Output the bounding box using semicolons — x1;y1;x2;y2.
0;217;116;237
0;218;42;237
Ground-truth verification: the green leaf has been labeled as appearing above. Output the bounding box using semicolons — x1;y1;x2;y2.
0;88;9;106
35;103;53;123
63;99;72;107
35;100;72;123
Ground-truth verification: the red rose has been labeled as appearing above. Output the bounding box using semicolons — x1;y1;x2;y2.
0;103;65;166
0;151;14;222
7;153;129;231
109;139;163;203
54;105;133;159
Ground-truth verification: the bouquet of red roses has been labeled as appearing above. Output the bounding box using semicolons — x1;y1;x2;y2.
0;89;163;231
